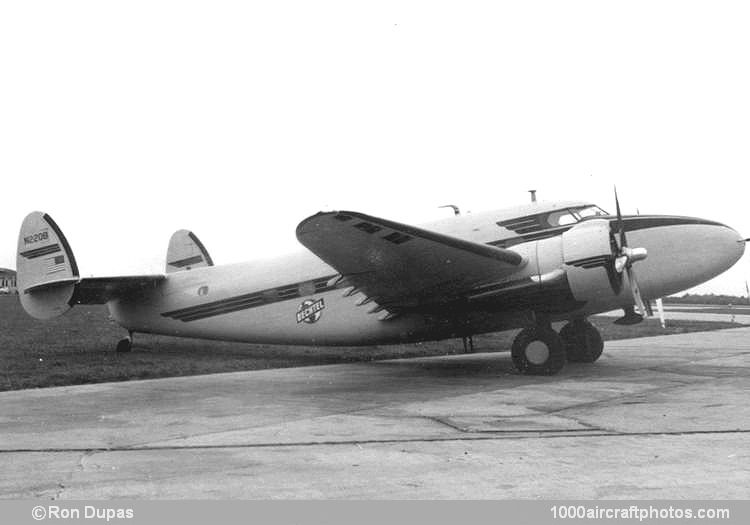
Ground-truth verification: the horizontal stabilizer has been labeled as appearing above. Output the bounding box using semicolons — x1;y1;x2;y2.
72;275;166;304
23;277;80;294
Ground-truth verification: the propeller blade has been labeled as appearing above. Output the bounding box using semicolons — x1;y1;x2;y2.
626;266;648;317
614;186;627;249
644;298;654;317
655;297;666;328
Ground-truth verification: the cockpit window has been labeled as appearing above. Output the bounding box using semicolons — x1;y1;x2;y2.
497;204;611;236
574;205;609;218
546;210;579;226
545;205;608;227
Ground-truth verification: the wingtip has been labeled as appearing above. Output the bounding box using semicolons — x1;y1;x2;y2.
295;210;348;238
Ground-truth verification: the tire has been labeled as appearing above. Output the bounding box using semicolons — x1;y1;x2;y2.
116;337;132;353
511;327;566;375
560;319;603;363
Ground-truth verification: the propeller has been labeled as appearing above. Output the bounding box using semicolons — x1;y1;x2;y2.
612;187;649;318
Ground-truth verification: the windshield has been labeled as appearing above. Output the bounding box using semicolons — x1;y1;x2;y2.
573;205;609;218
545;205;609;227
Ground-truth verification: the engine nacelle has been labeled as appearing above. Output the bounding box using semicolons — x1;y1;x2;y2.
561;219;619;307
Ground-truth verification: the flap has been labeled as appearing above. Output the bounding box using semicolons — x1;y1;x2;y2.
296;211;526;309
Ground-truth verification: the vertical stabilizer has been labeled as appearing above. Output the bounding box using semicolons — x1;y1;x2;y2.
16;212;79;319
165;230;214;273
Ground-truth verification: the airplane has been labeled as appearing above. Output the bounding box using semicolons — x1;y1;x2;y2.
15;192;747;375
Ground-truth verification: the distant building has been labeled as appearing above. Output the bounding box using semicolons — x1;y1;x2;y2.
0;268;17;294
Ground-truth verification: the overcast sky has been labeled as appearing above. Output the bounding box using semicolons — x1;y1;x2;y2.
1;1;748;295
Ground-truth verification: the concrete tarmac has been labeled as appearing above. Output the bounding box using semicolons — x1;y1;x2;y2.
1;328;749;499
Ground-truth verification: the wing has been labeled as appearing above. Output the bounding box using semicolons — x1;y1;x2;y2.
296;211;527;310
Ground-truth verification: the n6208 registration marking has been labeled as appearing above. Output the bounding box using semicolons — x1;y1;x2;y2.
24;231;49;245
297;298;325;324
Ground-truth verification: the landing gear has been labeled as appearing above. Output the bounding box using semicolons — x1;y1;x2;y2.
559;319;603;363
116;332;133;353
511;326;566;375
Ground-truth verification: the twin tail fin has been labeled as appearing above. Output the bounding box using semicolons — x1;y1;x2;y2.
165;230;214;273
16;212;79;319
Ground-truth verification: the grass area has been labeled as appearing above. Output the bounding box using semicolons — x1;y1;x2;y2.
0;295;743;391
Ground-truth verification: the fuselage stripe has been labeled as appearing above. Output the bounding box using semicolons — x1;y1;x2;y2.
489;216;724;248
162;273;340;322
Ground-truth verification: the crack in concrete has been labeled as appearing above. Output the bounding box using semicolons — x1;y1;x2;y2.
50;450;93;500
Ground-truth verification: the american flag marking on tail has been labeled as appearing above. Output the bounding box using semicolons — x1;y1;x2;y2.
46;255;66;274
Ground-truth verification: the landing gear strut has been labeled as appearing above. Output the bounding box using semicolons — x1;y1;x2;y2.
116;331;133;353
559;319;603;363
511;324;566;375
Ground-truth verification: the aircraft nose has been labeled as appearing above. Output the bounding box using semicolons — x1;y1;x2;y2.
693;222;745;284
633;218;746;298
717;223;746;269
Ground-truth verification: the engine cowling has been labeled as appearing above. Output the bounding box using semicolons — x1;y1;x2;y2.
561;219;619;307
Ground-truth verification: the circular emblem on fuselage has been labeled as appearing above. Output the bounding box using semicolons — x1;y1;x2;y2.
296;298;325;324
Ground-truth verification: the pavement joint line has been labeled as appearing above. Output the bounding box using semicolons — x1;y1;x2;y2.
534;382;702;416
114;405;405;450
426;415;602;434
1;428;749;454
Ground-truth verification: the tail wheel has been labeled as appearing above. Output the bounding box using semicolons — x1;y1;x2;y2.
511;327;566;375
116;337;132;353
560;319;604;363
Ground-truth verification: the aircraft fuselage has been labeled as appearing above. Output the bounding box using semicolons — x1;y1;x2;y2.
108;201;745;346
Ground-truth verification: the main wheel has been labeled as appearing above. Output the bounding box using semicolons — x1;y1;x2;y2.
511;327;566;375
559;319;603;363
116;337;132;353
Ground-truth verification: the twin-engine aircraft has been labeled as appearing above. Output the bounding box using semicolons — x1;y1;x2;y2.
16;194;746;375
